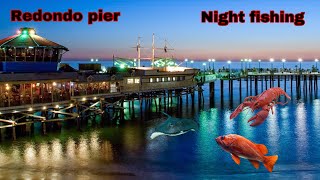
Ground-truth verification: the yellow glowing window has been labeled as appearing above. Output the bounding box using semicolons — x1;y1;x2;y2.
156;78;160;82
168;77;171;81
127;78;134;84
135;78;140;84
173;77;176;81
162;77;165;82
150;78;153;83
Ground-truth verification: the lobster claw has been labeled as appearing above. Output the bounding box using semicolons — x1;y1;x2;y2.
230;102;252;120
247;110;269;127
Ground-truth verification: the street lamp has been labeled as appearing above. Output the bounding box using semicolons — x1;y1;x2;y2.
248;59;252;69
241;59;243;70
269;58;274;72
90;58;94;62
212;59;216;72
185;58;188;67
244;59;248;72
281;59;286;69
227;60;231;78
258;59;261;72
208;59;212;70
315;59;318;69
298;58;303;71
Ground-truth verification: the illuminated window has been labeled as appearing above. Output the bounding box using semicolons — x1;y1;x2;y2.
135;78;140;84
150;78;153;83
127;78;134;84
168;77;171;81
162;77;165;82
156;78;160;82
172;77;176;81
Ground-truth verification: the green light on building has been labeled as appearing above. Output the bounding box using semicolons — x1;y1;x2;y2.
22;30;28;35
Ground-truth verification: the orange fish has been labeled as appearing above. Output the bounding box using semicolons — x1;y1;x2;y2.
215;134;278;172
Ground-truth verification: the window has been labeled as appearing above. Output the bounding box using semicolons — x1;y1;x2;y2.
135;78;140;84
150;78;153;83
127;78;134;84
172;77;176;81
162;77;166;82
168;77;171;81
156;78;160;82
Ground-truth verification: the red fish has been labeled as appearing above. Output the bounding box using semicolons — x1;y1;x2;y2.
215;134;278;172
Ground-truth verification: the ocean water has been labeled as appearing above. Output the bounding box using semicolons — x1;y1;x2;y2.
0;60;319;179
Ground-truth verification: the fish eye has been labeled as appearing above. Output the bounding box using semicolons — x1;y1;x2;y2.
221;136;225;140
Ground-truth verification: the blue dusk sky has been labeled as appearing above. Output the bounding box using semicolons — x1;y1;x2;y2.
1;0;319;60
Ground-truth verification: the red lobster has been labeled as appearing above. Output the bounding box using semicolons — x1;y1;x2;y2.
230;87;291;127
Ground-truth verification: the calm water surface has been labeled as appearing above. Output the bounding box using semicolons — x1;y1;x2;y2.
1;62;320;179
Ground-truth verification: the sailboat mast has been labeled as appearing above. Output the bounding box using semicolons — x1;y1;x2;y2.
152;33;155;68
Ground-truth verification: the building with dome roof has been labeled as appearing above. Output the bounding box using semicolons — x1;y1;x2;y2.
0;27;68;72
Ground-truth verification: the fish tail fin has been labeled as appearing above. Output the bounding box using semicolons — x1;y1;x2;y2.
263;155;278;173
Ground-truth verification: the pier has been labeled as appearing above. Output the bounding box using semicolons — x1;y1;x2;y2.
0;27;319;140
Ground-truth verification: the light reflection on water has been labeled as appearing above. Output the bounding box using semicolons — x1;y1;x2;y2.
266;107;280;153
295;102;308;162
0;81;320;178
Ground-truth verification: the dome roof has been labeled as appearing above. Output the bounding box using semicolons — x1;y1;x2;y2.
0;27;68;51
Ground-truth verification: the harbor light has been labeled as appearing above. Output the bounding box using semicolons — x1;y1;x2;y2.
93;97;97;100
315;59;319;68
82;97;87;101
208;59;211;69
91;59;94;62
227;60;231;64
28;107;33;112
95;59;99;62
42;106;47;110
